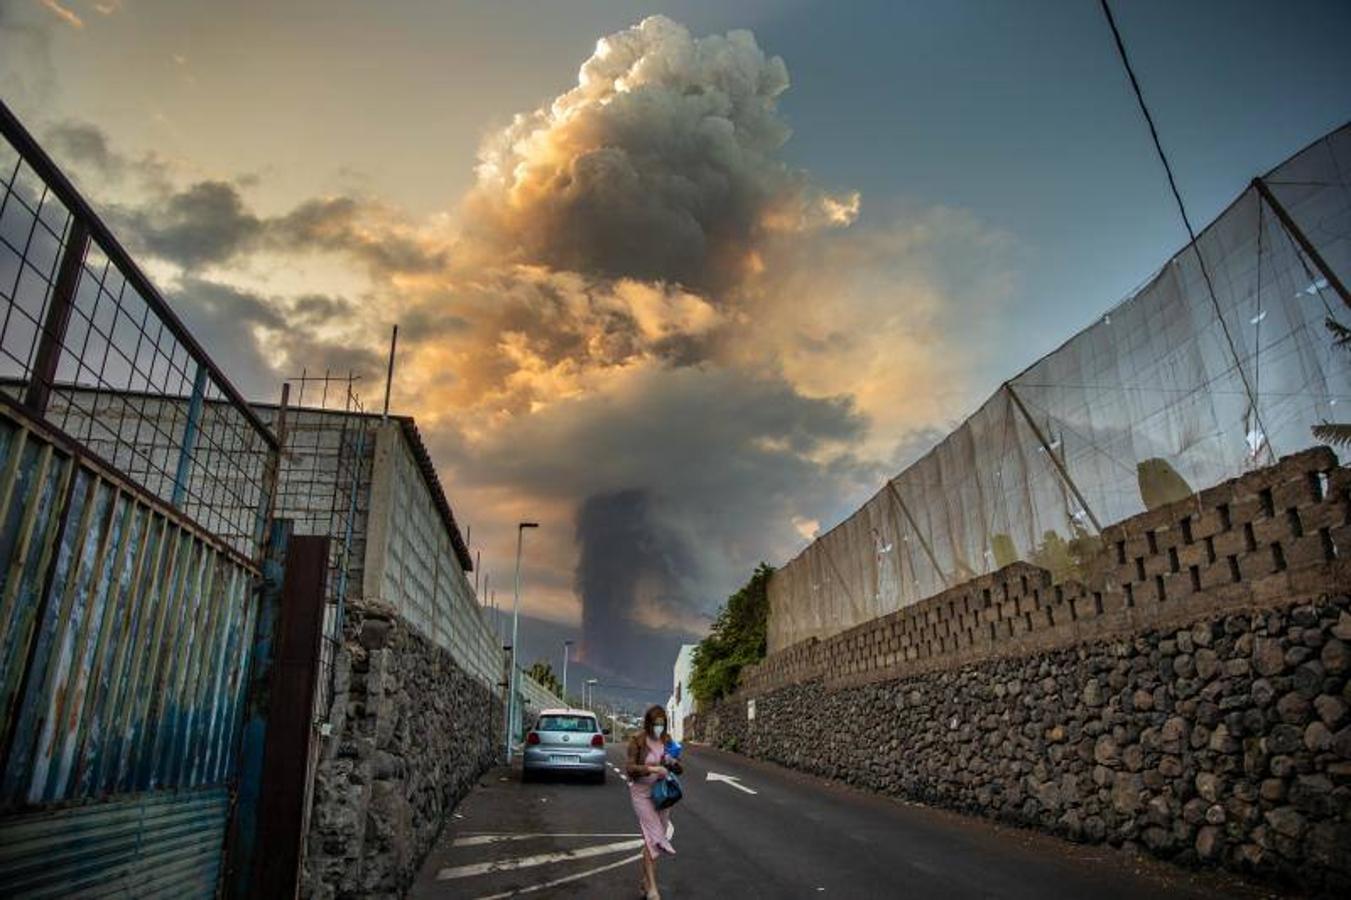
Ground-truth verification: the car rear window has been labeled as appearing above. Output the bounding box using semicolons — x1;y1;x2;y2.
537;715;598;733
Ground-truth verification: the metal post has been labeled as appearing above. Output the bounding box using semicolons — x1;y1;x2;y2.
1253;177;1351;311
474;550;481;596
562;640;571;703
1004;382;1104;533
505;522;538;762
381;325;398;421
255;383;290;559
24;219;89;414
333;422;367;646
884;479;948;588
171;363;209;508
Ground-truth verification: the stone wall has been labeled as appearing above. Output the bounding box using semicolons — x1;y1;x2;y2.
689;448;1351;892
302;599;502;899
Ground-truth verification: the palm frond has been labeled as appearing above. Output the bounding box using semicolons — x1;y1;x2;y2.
1312;422;1351;449
1327;317;1351;349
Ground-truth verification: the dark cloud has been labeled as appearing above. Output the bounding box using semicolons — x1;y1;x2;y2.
440;364;879;628
89;165;447;276
269;197;449;276
168;277;382;400
113;180;262;270
167;277;283;398
44;120;120;176
575;489;700;680
290;293;355;325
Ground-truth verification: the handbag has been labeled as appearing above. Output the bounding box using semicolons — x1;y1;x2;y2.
650;772;682;809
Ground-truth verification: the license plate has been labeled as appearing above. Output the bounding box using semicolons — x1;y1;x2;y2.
550;755;580;764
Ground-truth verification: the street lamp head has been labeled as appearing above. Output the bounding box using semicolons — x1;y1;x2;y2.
519;521;540;529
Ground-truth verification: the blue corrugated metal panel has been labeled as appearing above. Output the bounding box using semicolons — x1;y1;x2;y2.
1;409;258;808
0;786;228;898
0;419;73;758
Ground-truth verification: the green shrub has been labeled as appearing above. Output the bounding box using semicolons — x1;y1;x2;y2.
690;563;773;706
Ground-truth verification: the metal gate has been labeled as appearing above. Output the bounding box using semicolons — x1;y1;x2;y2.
0;100;279;896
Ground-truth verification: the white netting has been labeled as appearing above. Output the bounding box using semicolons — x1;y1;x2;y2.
769;124;1351;653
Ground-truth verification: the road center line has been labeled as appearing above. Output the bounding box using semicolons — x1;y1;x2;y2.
437;839;645;880
452;833;639;847
472;853;643;900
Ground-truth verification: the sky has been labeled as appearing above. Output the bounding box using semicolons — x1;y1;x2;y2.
2;0;1349;692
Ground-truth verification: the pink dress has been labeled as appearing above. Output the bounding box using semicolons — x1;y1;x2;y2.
629;737;676;856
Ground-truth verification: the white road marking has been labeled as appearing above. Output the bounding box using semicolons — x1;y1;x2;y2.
437;839;645;880
453;833;638;847
706;772;757;794
472;853;643;900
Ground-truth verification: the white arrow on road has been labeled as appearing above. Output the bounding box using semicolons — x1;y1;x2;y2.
706;772;757;794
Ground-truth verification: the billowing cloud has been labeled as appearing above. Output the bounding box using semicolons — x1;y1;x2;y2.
21;16;1015;688
462;15;858;295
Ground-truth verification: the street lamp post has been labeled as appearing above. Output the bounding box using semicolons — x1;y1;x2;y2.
562;640;573;704
585;678;598;710
505;522;539;763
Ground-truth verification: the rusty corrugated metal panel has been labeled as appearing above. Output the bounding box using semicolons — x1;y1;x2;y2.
0;408;258;808
0;786;228;897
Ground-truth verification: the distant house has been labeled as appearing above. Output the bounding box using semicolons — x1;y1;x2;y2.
667;643;698;742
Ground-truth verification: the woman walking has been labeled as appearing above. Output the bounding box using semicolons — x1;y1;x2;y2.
627;705;682;899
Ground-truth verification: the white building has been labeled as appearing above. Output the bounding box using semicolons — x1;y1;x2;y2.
667;644;698;742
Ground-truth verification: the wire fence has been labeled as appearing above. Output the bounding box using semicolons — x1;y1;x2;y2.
769;123;1351;653
0;102;276;562
259;373;375;723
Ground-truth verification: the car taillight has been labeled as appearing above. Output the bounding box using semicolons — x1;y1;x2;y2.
526;732;540;745
590;734;605;748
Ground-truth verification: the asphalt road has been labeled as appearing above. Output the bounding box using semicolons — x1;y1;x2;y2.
410;743;1282;900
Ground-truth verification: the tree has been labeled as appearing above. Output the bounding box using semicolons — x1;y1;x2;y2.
689;563;774;706
525;660;563;698
1312;317;1351;449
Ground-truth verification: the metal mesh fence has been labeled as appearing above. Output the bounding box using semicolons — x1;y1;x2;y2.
0;103;276;562
257;375;375;723
769;123;1351;653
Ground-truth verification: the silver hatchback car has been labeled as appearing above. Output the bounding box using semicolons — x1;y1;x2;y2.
522;708;607;783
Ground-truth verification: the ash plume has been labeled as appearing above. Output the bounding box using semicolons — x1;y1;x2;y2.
574;489;700;683
462;15;858;296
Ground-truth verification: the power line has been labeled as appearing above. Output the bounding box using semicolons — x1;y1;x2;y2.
1098;0;1276;462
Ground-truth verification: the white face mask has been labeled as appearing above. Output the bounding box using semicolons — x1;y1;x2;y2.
653;724;665;737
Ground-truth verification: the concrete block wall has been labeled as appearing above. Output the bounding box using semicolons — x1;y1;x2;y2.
741;447;1348;696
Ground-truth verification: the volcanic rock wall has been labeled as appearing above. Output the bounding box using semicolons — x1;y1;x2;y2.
301;600;502;899
689;447;1350;892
